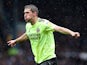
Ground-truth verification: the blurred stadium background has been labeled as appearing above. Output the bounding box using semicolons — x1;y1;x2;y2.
0;0;87;65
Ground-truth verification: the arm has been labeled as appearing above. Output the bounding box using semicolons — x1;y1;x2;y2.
50;22;80;38
7;33;28;47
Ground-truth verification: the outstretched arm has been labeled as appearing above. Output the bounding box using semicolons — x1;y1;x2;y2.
7;33;28;47
50;22;80;38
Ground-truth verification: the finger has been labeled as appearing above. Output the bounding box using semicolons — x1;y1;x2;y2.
7;41;10;43
8;43;12;46
7;41;11;44
8;43;11;46
75;34;79;38
75;33;80;38
11;44;16;47
78;33;80;37
11;44;14;47
76;32;80;37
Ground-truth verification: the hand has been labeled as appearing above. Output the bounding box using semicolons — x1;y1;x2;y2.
7;40;16;47
72;32;80;38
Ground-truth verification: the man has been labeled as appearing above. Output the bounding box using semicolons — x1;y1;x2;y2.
7;4;80;65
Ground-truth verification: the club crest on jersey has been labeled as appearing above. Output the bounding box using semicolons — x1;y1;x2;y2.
36;28;40;33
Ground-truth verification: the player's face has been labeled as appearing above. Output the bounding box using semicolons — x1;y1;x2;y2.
24;8;35;22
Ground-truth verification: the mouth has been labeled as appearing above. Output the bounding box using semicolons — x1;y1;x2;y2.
25;18;31;22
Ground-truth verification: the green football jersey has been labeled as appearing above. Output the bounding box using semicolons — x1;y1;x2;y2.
26;18;56;63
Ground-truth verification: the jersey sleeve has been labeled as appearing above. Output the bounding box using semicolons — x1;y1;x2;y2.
43;19;55;32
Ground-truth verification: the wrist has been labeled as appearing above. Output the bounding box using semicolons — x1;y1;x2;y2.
14;39;18;43
71;32;75;36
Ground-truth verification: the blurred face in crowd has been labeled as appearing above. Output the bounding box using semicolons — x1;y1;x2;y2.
24;8;37;22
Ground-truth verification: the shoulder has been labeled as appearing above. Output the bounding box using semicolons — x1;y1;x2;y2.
26;23;31;28
38;18;50;24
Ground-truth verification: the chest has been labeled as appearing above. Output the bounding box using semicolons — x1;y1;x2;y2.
27;27;42;40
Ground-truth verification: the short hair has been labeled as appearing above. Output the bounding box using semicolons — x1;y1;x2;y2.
24;4;39;14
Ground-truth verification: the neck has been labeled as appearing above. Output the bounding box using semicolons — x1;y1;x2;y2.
30;16;38;25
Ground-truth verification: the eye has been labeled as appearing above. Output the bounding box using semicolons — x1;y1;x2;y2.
24;11;30;14
24;12;29;14
26;12;30;13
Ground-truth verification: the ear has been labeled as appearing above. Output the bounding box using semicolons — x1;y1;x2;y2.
34;12;37;16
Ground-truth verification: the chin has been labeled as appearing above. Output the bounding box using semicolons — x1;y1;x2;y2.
25;19;30;22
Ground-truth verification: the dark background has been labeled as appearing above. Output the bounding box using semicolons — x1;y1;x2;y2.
0;0;87;65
